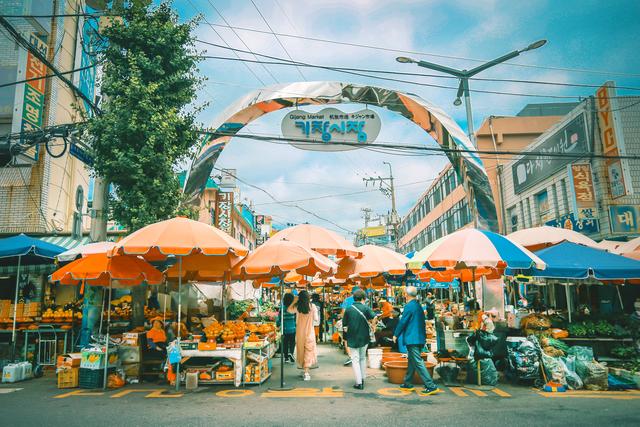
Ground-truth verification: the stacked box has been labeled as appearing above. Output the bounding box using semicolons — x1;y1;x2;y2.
0;300;10;318
244;360;269;383
9;303;24;318
23;302;40;318
57;367;79;389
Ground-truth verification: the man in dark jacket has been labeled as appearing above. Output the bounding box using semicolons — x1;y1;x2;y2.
343;289;376;390
394;286;440;395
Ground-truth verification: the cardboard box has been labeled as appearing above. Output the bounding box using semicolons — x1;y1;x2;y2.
215;371;235;381
57;367;79;389
122;363;140;379
198;342;217;351
122;333;141;346
80;350;118;370
57;353;82;369
118;345;141;364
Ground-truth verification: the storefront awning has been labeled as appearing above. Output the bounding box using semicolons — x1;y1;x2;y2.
0;263;57;276
40;235;92;250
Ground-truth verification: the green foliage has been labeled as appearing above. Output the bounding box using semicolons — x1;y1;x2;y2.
86;1;203;231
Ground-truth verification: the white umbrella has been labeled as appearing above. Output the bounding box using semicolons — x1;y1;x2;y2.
56;242;117;263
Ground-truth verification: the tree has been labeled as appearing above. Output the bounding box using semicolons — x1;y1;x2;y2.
86;1;202;232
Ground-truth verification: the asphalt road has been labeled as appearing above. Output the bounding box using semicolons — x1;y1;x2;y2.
2;344;639;427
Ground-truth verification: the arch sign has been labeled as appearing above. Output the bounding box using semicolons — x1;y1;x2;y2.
184;81;498;231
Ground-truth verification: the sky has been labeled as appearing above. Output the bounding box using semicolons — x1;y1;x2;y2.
173;0;640;237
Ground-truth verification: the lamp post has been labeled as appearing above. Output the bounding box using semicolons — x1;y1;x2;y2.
396;39;546;146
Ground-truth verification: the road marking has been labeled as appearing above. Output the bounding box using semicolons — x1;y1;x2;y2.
262;387;343;398
217;389;255;398
145;390;183;398
449;387;468;397
538;390;640;400
111;389;164;398
491;388;511;397
466;388;488;397
377;387;413;397
0;388;23;394
54;390;104;399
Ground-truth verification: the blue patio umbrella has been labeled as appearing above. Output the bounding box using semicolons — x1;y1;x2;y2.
506;241;640;280
0;234;65;354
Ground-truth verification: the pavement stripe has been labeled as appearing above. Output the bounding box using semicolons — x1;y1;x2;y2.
0;388;22;394
448;387;468;397
54;390;104;399
492;388;511;397
537;392;640;400
262;387;343;398
466;388;488;397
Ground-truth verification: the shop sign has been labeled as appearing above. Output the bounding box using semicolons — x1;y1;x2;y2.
362;225;386;237
14;33;49;162
568;163;597;220
281;107;381;151
69;142;94;166
72;6;99;115
545;212;599;235
512;114;588;194
596;82;633;198
215;191;234;235
609;205;640;234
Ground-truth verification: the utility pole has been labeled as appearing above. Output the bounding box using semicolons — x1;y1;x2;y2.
362;162;399;248
89;178;108;241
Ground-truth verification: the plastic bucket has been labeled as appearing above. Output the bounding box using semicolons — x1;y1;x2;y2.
368;348;383;369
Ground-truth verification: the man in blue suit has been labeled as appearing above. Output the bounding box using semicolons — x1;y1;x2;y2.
394;286;440;395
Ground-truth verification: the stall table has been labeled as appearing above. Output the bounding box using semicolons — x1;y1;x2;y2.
180;346;243;387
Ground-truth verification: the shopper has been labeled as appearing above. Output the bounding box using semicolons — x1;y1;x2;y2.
393;286;441;395
288;290;319;381
277;293;297;363
343;289;376;389
340;287;359;366
424;292;435;320
311;293;324;342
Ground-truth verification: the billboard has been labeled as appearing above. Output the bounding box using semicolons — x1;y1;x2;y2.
281;107;381;151
512;114;588;194
609;205;640;234
596;82;633;198
215;191;234;235
72;7;100;116
545;213;599;235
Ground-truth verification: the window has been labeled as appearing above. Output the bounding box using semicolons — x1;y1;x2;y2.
507;206;518;233
535;190;552;224
550;184;560;219
559;179;570;215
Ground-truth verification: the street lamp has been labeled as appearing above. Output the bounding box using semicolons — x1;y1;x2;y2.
396;39;546;145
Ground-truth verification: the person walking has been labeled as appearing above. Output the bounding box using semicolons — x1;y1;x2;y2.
311;293;324;343
343;289;376;390
287;290;319;381
393;286;441;395
340;287;359;366
277;293;296;363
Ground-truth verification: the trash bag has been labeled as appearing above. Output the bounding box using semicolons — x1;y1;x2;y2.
506;338;540;380
467;359;498;386
107;373;125;389
575;359;608;391
541;353;566;385
561;356;583;390
608;374;637;390
567;346;594;362
436;365;460;384
477;330;499;350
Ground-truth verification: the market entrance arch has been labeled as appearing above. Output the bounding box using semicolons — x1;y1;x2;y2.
184;81;498;231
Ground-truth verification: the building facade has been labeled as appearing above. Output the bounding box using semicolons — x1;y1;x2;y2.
0;1;98;240
398;105;567;253
501;84;640;241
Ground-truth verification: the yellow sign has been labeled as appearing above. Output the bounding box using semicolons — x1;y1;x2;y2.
361;226;386;237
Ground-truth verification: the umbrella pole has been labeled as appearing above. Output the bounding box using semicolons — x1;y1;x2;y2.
98;281;105;336
565;283;572;324
103;279;112;390
616;284;624;312
176;256;182;392
11;255;21;360
269;274;292;391
162;279;167;325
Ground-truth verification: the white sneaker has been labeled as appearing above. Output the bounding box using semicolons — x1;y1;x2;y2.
303;373;311;381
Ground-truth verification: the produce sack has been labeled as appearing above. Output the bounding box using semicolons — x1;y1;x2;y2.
576;359;608;391
567;346;594;362
477;330;499;350
467;359;498;386
541;353;566;385
561;356;583;390
107;373;125;389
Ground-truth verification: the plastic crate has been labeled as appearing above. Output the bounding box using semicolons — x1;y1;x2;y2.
79;367;115;389
57;368;79;389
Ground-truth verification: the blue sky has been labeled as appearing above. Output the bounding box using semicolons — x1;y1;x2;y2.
173;0;640;236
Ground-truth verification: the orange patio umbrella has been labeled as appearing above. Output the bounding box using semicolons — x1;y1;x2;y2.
110;216;248;391
336;244;409;279
266;223;362;258
50;253;162;389
231;239;337;390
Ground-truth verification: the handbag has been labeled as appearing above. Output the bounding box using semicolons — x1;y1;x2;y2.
353;305;376;344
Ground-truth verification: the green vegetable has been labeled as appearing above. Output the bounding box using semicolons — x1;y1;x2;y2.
547;337;570;353
611;346;638;359
612;324;631;338
595;320;615;337
568;323;587;337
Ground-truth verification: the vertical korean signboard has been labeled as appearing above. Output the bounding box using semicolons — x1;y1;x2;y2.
568;163;597;220
16;33;48;161
215;191;234;235
596;81;633;198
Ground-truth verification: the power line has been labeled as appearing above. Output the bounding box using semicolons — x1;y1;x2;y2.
0;63;99;89
186;0;267;86
197;46;602;100
204;0;280;84
212;166;355;233
196;21;640;78
205;130;640;161
0;13;113;18
248;0;306;81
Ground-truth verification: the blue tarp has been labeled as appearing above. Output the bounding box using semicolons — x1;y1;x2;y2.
506;241;640;280
0;233;66;259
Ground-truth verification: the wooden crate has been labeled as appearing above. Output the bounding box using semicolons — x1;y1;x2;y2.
57;368;79;389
